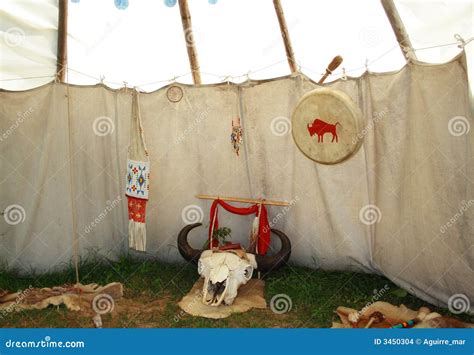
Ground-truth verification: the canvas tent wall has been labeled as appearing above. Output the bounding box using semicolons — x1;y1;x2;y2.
0;0;473;313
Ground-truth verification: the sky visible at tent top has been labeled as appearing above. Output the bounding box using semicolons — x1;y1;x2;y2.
0;0;473;91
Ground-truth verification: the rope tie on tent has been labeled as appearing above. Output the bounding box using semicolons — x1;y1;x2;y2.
410;34;473;52
341;68;347;81
245;71;251;82
2;36;472;87
221;75;232;85
454;34;473;49
401;45;417;61
55;66;66;83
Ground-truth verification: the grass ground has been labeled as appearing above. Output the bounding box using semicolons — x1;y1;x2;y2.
0;256;472;328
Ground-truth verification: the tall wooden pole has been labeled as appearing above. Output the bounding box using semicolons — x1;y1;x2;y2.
178;0;202;85
381;0;417;61
56;0;68;82
272;0;297;73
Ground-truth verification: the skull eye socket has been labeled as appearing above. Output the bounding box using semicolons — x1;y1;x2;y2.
198;260;205;275
243;266;253;280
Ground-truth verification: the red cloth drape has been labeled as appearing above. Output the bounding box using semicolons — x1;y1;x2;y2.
208;199;270;255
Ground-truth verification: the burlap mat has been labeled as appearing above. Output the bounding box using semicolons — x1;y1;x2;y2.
178;278;266;319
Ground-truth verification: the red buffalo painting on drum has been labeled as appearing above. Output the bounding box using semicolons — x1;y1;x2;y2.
307;118;341;143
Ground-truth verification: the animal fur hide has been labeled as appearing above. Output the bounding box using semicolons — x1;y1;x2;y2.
332;301;474;328
0;283;123;313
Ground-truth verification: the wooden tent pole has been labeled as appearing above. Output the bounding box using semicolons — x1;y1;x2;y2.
56;0;68;82
178;0;202;85
380;0;417;61
196;194;290;207
272;0;298;73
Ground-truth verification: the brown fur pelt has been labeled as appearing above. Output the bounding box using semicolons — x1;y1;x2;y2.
0;283;123;313
332;301;473;329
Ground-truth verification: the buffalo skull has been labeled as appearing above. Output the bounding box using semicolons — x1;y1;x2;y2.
198;250;255;306
177;223;291;306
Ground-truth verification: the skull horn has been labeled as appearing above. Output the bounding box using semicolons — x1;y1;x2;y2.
177;223;203;263
177;223;291;271
254;229;291;273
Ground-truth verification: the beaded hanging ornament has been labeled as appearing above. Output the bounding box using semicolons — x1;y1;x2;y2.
230;117;243;156
125;92;150;252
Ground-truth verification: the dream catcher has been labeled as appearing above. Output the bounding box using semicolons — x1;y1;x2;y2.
230;117;243;156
